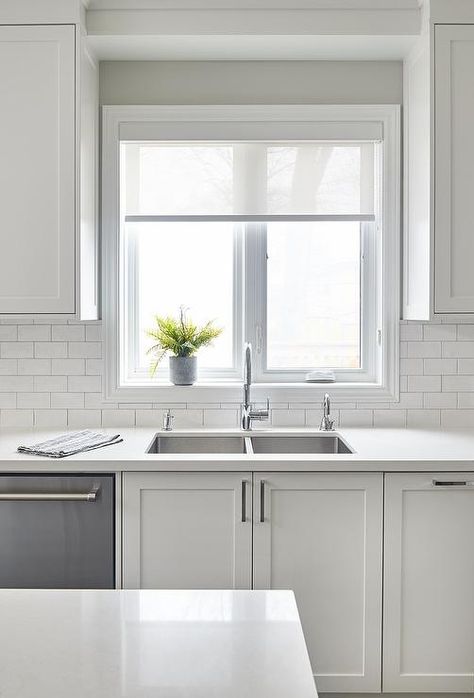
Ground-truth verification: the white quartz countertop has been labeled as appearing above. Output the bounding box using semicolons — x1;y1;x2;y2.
0;588;317;698
1;426;474;471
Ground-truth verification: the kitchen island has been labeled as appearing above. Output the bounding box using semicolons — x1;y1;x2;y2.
0;588;317;698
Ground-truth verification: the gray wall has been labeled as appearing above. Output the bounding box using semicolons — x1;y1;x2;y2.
99;60;403;105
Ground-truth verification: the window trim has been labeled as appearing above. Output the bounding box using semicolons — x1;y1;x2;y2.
102;104;400;404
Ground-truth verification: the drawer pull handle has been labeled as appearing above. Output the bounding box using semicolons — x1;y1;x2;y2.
0;485;100;502
260;480;265;522
241;480;247;523
432;480;472;487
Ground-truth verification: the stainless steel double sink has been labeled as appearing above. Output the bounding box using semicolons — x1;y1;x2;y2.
147;433;354;455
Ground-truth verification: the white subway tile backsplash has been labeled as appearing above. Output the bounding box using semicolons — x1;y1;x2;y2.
34;342;67;359
423;392;457;409
441;409;474;427
406;409;440;428
67;375;101;393
51;325;85;342
68;342;101;359
407;342;441;358
85;393;110;409
271;409;305;427
85;325;101;342
443;341;474;358
52;359;85;375
0;409;33;426
0;326;17;341
1;342;33;358
457;393;474;408
0;319;474;427
86;359;103;375
18;359;51;375
423;324;456;341
0;394;16;408
339;409;373;427
18;325;50;341
0;376;33;392
408;375;441;392
0;360;17;375
136;409;166;427
203;409;239;427
50;392;85;409
34;409;68;427
400;358;423;375
456;325;474;341
394;392;423;409
400;324;423;341
458;359;474;374
423;358;457;375
34;375;67;392
373;409;406;427
67;409;102;427
102;409;136;427
442;375;474;391
173;409;204;428
17;392;50;409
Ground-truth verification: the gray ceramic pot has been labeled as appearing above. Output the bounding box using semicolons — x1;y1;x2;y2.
169;356;197;385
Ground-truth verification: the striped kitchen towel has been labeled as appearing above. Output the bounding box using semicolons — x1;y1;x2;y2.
17;430;123;458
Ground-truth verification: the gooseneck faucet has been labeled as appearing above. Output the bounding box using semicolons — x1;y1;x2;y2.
241;343;270;431
319;393;335;432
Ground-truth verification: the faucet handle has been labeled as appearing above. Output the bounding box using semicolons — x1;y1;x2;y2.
251;397;270;420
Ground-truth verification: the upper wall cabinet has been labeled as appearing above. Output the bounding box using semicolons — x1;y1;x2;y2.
404;19;474;319
434;25;474;313
0;23;99;318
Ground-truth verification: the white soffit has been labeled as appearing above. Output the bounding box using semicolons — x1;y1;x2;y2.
88;34;416;61
87;1;421;8
86;1;421;60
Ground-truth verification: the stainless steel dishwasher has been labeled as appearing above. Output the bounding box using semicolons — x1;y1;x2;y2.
0;474;115;588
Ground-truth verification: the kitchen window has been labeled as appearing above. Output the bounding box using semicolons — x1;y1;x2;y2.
103;105;400;403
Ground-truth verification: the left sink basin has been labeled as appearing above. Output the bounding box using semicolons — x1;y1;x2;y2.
147;435;247;454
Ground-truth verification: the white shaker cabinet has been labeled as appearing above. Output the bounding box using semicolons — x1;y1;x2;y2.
253;472;383;693
383;473;474;692
404;21;474;317
0;22;99;318
0;25;75;314
123;472;252;590
434;25;474;313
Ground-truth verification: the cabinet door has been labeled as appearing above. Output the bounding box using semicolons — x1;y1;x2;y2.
0;25;75;314
384;473;474;692
253;473;383;692
123;472;252;589
435;25;474;313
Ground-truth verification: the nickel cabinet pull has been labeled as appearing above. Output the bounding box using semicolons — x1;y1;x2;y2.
241;480;247;522
432;480;473;487
0;484;100;502
260;480;265;523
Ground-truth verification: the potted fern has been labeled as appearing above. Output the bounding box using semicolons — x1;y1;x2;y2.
146;307;222;385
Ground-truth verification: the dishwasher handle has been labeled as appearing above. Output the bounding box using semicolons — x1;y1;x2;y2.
0;484;100;502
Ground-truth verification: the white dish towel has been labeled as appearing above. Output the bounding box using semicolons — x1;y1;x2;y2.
17;430;123;458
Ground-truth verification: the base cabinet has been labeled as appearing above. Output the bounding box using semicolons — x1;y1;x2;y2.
253;473;383;693
383;473;474;692
123;472;252;589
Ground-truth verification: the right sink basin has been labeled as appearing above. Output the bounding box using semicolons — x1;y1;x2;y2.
249;434;353;454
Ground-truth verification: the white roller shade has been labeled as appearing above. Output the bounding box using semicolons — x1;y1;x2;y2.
121;139;377;218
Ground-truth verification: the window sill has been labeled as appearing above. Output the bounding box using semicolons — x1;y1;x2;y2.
105;380;399;405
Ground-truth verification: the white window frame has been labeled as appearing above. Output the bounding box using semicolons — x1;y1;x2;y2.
102;104;400;404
